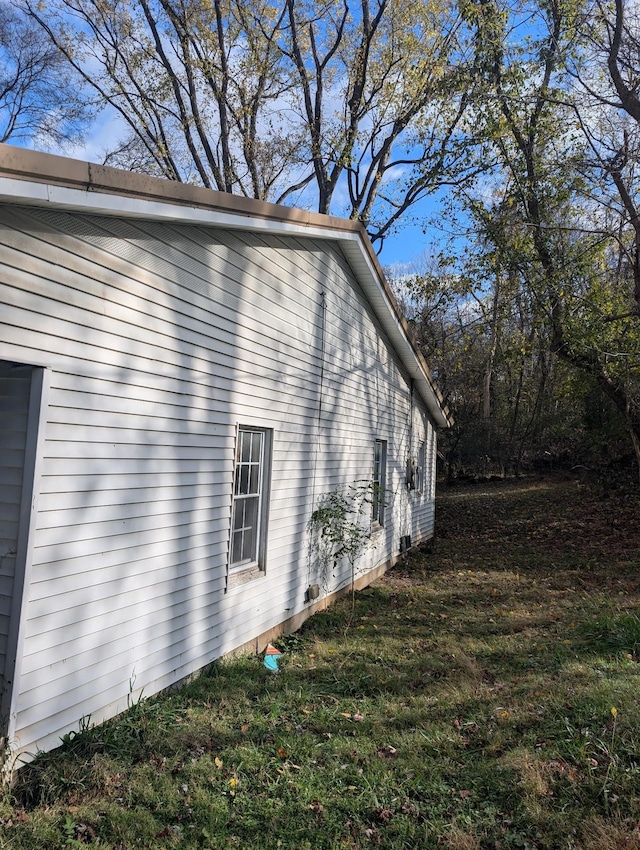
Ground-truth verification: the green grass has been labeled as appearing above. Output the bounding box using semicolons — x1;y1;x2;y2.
2;475;640;849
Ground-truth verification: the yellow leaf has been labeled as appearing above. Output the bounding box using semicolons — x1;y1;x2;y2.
214;757;223;769
611;707;618;718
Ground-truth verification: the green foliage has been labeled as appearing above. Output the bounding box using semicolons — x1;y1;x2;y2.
394;0;640;481
309;480;381;593
578;612;640;659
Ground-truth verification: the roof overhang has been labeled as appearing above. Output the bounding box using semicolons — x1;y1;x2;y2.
0;144;452;427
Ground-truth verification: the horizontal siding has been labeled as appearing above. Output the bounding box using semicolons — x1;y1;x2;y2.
0;204;440;761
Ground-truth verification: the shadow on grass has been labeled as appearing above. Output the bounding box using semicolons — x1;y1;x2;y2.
9;476;640;850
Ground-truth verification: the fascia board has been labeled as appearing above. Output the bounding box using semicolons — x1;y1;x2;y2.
337;239;451;428
0;172;452;428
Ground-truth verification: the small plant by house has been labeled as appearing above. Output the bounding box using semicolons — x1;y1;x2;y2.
309;480;384;602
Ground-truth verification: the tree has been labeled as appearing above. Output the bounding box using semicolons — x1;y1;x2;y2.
281;0;474;245
457;0;640;476
22;0;475;247
22;0;303;197
0;1;88;147
390;232;574;480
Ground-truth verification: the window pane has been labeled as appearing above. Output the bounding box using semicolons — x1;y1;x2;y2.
242;497;258;558
233;499;245;532
239;464;249;495
231;529;243;564
249;463;260;494
230;495;259;565
251;431;263;462
241;431;251;463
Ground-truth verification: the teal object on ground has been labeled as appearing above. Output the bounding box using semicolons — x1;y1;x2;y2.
264;644;283;671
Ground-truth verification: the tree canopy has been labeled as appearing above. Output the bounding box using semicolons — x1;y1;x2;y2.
389;0;640;480
8;0;640;477
0;0;88;147
21;0;475;247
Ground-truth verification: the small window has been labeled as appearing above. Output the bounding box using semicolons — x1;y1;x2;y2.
229;426;272;579
372;439;387;526
416;441;426;493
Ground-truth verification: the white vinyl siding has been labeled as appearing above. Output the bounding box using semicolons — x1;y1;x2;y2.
0;203;439;760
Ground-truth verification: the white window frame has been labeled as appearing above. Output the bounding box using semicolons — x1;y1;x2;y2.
427;429;436;499
372;439;387;527
228;425;272;588
416;440;426;494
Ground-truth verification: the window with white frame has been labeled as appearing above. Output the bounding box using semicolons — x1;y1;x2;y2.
372;439;387;526
229;426;272;575
428;429;436;499
416;440;426;493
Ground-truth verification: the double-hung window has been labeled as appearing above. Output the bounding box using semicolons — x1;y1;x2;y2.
372;439;387;526
229;426;271;579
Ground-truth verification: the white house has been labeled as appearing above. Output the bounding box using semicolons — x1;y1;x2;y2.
0;144;451;767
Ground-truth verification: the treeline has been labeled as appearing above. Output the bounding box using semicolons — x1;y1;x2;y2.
2;0;640;480
386;0;640;484
391;262;635;483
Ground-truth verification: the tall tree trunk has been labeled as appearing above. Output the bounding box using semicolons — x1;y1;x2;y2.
483;270;501;425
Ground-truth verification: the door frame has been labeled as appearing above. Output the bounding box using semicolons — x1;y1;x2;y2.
0;364;49;755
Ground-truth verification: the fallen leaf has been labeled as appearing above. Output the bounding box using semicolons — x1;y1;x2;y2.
277;747;288;759
155;828;171;839
214;757;223;769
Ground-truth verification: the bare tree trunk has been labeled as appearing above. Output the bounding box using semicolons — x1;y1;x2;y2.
483;270;501;424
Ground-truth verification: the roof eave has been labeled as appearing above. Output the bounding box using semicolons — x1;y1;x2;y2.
0;144;452;427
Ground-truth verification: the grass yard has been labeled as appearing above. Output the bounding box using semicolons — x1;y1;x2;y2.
2;476;640;849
